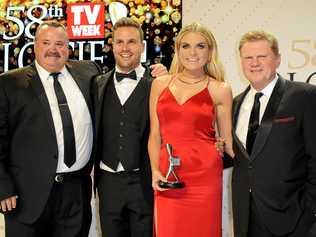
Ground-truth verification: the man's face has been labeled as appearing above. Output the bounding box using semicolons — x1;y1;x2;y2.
34;26;69;73
112;26;144;73
240;40;280;90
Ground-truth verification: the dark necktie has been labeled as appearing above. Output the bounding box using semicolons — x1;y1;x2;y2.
246;92;263;155
115;70;137;82
50;72;76;168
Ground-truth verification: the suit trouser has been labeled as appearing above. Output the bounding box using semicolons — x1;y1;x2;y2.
98;170;153;237
5;174;92;237
248;197;316;237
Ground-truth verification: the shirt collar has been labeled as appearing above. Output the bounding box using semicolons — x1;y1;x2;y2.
249;74;278;98
115;64;145;80
35;60;67;80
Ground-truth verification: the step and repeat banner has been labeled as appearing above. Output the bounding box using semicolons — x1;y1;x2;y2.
0;0;182;73
0;1;182;236
183;0;316;95
182;1;316;236
1;0;316;237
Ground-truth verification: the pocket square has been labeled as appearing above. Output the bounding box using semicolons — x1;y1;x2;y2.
274;116;295;123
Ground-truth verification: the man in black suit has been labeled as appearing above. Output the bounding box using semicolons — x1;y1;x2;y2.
0;21;101;237
232;30;316;237
93;17;167;237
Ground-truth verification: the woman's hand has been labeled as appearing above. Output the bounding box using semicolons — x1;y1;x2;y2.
152;169;169;191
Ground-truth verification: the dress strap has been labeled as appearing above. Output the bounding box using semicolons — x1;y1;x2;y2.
205;76;211;88
167;74;177;87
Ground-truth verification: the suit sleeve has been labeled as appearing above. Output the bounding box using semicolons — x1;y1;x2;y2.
89;60;102;75
303;85;316;216
0;79;16;201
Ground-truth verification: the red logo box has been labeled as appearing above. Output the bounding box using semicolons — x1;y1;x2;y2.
67;3;105;39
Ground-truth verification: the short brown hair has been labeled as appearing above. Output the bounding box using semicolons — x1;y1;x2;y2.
35;20;67;41
112;17;144;41
239;30;279;56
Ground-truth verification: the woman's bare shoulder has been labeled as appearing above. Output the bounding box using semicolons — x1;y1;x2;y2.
152;74;172;91
155;74;172;83
208;78;232;103
209;78;231;93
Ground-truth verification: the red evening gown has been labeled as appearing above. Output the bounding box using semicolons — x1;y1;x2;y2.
154;84;222;237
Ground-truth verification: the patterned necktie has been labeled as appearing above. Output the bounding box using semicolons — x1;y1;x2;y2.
246;92;263;155
50;72;76;168
115;70;137;82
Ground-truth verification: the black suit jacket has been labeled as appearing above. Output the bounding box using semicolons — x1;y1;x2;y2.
93;68;153;206
0;60;101;224
232;76;316;236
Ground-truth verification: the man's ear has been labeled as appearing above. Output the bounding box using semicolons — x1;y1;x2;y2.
276;53;281;67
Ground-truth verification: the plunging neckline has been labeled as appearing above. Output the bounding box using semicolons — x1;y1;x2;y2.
166;87;209;106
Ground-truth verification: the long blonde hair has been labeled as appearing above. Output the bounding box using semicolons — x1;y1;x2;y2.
170;22;225;81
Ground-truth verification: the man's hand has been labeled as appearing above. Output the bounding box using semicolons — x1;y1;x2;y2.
0;195;18;212
150;64;168;77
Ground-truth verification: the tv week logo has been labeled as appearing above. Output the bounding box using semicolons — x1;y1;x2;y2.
67;3;105;39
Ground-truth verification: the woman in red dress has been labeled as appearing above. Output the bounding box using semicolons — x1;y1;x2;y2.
148;22;234;237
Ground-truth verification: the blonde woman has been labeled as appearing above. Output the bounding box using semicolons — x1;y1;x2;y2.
148;22;234;237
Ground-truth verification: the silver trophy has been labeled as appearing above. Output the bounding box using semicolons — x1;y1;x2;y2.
158;144;184;189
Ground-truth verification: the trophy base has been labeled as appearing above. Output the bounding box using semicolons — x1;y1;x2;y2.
158;180;184;189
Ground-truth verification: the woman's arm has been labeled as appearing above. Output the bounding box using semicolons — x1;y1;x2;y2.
148;76;170;191
210;81;235;158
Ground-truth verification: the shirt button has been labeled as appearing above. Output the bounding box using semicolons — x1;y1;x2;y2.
119;145;123;150
119;134;124;138
121;109;125;114
248;165;253;169
120;121;124;126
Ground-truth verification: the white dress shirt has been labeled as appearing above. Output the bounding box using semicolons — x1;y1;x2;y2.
35;61;93;173
235;76;278;149
100;64;145;172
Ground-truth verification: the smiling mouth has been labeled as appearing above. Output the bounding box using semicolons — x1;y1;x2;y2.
120;51;133;56
187;59;199;63
250;69;263;73
45;53;60;58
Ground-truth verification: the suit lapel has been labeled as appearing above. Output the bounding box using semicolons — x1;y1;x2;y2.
233;87;251;159
251;77;286;160
139;67;152;136
98;70;114;102
28;63;57;142
94;70;113;135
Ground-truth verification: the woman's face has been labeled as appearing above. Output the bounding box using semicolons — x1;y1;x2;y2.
178;32;210;73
